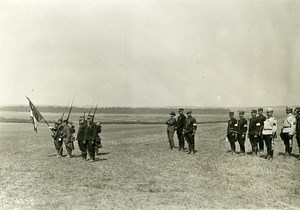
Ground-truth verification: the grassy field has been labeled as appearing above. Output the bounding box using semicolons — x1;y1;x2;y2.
0;122;299;209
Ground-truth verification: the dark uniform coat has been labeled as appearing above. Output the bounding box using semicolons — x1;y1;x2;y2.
237;118;247;135
165;118;177;133
227;118;237;137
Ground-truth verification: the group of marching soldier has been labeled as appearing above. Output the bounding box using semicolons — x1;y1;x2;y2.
50;114;103;161
165;108;197;154
227;106;300;161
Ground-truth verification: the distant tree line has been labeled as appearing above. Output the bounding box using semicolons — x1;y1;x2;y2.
0;106;230;115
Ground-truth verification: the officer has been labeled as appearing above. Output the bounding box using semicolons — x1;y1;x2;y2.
256;108;266;155
227;112;237;154
262;108;277;161
165;111;177;150
84;115;97;161
95;122;103;156
62;120;74;158
295;107;300;160
50;120;64;157
237;111;247;156
248;110;260;156
176;108;186;151
280;106;296;157
77;116;87;160
183;110;197;154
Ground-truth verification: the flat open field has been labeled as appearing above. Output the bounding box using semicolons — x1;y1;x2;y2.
0;122;299;209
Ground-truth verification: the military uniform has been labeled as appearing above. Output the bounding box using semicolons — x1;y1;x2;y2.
177;108;186;151
256;108;266;153
95;122;103;156
262;108;277;160
237;111;247;155
280;107;296;157
62;120;74;157
248;110;260;155
227;112;237;153
184;110;197;154
295;108;300;159
84;115;98;161
165;111;177;150
50;121;64;157
77;116;87;160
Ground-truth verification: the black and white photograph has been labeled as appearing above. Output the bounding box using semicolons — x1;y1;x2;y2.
0;0;299;209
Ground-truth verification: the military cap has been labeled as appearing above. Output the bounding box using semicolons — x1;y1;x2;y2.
186;109;192;114
266;108;273;112
251;110;257;114
238;110;245;115
63;119;68;123
258;108;263;112
170;111;176;116
229;112;234;115
286;106;293;111
178;108;184;111
57;119;62;122
79;115;85;119
54;121;59;125
96;122;102;126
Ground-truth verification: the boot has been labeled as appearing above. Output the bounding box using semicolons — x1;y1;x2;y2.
192;145;196;154
267;149;271;160
285;146;289;156
95;148;99;156
289;147;292;156
270;150;274;159
82;152;87;160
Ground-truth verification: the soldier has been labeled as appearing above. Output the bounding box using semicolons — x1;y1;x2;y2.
295;107;300;160
262;108;277;160
256;108;266;155
84;115;97;161
77;116;87;160
280;106;296;157
95;122;103;156
248;110;260;156
183;110;197;154
165;111;177;150
50;120;64;157
62;120;74;158
227;112;237;154
177;108;186;151
237;111;247;156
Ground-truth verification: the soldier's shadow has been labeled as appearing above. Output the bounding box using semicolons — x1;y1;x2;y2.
277;152;299;159
98;152;109;155
88;157;108;162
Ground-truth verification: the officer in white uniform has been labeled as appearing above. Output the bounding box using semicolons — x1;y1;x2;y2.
262;108;277;161
280;106;296;157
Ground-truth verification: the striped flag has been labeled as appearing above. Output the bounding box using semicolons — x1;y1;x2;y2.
26;96;44;132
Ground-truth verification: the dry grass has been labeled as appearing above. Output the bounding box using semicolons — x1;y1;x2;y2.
0;122;299;209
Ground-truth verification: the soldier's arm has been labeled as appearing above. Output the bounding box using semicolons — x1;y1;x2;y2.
290;117;296;136
272;119;277;136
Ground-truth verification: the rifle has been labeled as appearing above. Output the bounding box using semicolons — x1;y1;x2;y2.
66;97;75;123
92;103;98;122
60;101;70;121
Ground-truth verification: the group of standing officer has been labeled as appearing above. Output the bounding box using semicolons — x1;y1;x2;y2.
50;115;102;161
227;107;300;161
165;108;197;154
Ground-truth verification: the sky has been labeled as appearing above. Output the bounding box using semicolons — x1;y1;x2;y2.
0;0;299;107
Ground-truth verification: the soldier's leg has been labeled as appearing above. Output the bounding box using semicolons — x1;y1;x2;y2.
78;140;87;160
249;135;254;154
229;136;236;153
238;134;245;155
191;134;195;154
265;135;272;159
180;132;185;151
282;134;289;156
177;132;182;151
258;136;264;152
253;136;258;155
288;136;293;155
185;134;192;154
87;140;95;161
270;136;274;159
297;135;300;159
54;139;62;156
170;132;175;149
167;132;172;149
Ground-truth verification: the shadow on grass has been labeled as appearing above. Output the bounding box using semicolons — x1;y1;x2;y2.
278;152;300;159
47;154;67;157
87;158;108;163
98;152;109;155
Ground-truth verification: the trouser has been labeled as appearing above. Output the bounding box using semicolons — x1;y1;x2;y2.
297;135;300;153
86;139;95;160
185;133;195;152
227;134;236;152
78;140;87;160
54;139;63;155
249;134;258;155
167;131;175;149
63;139;74;155
177;130;185;149
258;135;264;151
263;135;274;157
95;136;102;155
281;133;293;155
237;134;245;154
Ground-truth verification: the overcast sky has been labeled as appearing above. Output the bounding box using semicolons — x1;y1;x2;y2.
0;0;299;107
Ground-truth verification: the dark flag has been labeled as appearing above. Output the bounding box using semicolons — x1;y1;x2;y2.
26;96;44;132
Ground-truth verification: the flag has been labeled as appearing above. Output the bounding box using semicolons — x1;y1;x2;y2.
26;96;44;132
